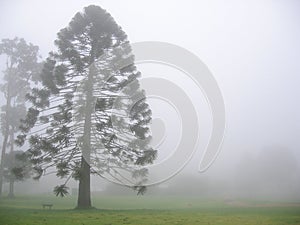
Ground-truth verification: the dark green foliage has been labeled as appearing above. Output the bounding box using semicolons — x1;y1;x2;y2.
2;151;31;182
31;166;43;180
133;185;147;195
53;184;69;197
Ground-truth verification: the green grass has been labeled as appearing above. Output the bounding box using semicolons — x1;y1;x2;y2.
0;195;300;225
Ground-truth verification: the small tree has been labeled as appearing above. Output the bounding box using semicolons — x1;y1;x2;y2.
0;37;40;196
18;5;156;208
2;150;31;198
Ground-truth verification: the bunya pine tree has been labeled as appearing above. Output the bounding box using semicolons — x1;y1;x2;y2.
17;5;156;208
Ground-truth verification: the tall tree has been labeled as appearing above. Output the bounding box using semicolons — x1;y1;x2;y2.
0;37;40;196
18;5;156;208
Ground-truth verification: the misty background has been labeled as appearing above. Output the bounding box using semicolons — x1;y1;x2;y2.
0;0;299;201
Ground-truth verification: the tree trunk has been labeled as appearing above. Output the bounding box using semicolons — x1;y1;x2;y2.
0;134;8;196
76;64;95;209
0;95;11;196
8;179;14;198
77;157;91;208
7;127;15;198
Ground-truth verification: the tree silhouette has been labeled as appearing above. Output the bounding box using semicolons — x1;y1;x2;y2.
2;150;31;198
17;5;156;208
0;37;40;196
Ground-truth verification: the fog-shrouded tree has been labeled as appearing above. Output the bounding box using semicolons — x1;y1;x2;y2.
2;150;31;198
0;37;40;196
17;5;156;209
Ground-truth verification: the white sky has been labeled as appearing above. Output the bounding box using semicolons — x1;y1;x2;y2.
0;0;299;173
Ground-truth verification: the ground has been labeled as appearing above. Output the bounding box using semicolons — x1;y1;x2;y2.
0;194;300;225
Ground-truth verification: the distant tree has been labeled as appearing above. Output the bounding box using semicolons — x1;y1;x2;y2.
0;37;40;196
236;146;300;200
2;150;31;198
18;5;156;209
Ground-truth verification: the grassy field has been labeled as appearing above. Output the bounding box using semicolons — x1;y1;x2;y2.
0;194;300;225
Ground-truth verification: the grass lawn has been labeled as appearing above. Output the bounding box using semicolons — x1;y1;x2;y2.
0;195;300;225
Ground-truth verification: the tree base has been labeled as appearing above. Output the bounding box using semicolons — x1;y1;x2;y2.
7;193;15;199
74;205;96;210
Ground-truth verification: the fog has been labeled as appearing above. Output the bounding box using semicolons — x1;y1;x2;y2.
0;0;299;202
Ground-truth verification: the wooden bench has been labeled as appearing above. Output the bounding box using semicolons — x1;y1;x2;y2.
42;204;53;209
